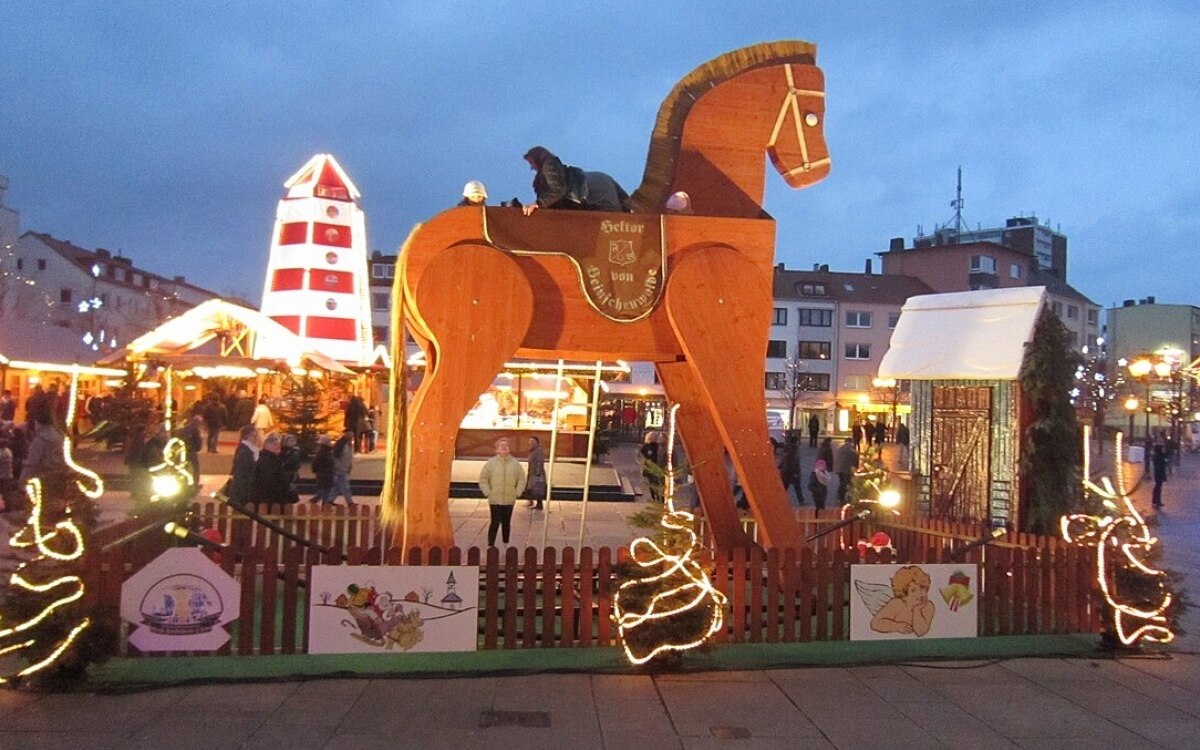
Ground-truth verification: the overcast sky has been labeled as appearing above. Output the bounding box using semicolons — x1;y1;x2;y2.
2;3;1196;310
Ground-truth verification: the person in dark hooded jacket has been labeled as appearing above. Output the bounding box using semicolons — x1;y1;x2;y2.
521;146;628;214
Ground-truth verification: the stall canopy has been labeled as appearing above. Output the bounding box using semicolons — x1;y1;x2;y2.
102;299;354;374
878;286;1046;381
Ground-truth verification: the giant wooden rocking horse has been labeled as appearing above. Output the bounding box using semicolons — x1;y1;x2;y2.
386;41;830;554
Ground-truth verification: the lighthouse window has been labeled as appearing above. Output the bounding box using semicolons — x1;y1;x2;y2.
325;298;338;311
325;252;339;265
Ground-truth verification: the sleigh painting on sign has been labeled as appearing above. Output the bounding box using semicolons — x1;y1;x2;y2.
309;566;478;653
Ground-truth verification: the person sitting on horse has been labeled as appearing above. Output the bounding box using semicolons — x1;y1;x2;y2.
458;180;488;207
521;146;629;215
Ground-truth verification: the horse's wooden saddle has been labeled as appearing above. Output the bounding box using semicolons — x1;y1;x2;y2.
481;207;666;323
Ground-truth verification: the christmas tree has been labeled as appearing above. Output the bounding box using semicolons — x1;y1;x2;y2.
275;370;331;456
1;372;111;688
614;405;727;665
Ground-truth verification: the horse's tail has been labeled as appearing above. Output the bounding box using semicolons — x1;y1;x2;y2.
380;223;422;538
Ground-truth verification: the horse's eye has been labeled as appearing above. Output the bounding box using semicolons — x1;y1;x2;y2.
804;112;819;127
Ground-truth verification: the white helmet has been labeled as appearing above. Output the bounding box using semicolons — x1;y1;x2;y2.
463;180;488;200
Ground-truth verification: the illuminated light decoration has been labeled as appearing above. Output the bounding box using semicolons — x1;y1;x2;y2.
255;154;374;365
62;367;104;499
1061;427;1174;646
0;479;90;684
613;404;728;665
837;449;901;549
147;368;194;503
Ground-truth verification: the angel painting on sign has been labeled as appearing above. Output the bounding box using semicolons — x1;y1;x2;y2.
854;565;935;637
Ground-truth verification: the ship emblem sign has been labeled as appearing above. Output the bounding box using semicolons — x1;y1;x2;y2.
608;240;636;267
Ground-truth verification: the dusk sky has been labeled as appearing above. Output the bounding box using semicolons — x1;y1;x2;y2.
2;3;1197;311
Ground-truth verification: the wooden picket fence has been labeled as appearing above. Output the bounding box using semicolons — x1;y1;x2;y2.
86;515;1102;657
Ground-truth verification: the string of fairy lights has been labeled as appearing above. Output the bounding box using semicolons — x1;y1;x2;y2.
147;367;194;503
613;403;728;665
1061;427;1174;646
0;367;97;683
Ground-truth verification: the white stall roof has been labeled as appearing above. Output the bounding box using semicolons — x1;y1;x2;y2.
878;286;1046;381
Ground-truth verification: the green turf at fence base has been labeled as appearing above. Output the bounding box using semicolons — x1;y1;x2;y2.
87;633;1104;690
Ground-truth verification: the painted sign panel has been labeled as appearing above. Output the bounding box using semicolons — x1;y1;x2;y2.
850;563;979;641
119;548;241;652
309;565;479;653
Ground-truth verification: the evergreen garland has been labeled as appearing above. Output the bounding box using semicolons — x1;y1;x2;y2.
1019;306;1083;534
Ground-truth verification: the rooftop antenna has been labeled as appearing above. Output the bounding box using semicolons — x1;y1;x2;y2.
947;166;967;243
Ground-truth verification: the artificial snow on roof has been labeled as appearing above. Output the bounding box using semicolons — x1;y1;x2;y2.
877;286;1046;381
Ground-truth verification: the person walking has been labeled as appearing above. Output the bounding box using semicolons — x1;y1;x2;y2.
833;437;858;505
817;437;834;472
873;420;887;457
200;394;227;453
0;390;16;422
895;420;911;469
279;433;302;504
778;433;803;505
479;438;526;546
640;431;663;503
309;435;335;504
524;436;547;510
178;415;203;481
1152;442;1168;508
808;458;832;511
344;396;367;452
330;430;356;508
807;414;820;448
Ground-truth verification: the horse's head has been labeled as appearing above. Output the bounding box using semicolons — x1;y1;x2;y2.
765;63;830;190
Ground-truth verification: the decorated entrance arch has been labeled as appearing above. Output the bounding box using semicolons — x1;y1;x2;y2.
384;41;831;553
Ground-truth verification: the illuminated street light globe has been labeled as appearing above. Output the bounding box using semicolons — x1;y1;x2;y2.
1128;358;1153;378
151;473;184;500
1124;396;1139;412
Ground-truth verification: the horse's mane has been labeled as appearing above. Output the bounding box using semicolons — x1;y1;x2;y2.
629;40;818;213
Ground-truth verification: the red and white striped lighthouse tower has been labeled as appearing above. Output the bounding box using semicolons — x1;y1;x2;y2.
255;154;373;365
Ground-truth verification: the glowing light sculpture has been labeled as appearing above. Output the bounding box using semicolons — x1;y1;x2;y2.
255;154;374;365
147;367;194;503
1061;427;1174;647
613;404;728;665
0;367;97;685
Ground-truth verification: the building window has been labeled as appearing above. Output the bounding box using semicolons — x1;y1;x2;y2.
888;312;900;329
372;326;388;342
842;374;872;391
764;372;787;390
797;308;832;327
845;311;872;328
372;264;387;279
1010;263;1021;279
114;268;126;282
37;259;47;271
845;343;871;360
133;273;144;286
766;340;788;358
1086;309;1098;326
798;373;831;391
59;289;72;304
772;307;787;326
371;292;390;311
1052;301;1063;315
797;341;831;360
1067;305;1078;320
800;283;827;296
970;255;996;273
15;258;23;270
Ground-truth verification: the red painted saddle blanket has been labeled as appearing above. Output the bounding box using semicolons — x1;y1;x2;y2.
482;207;666;323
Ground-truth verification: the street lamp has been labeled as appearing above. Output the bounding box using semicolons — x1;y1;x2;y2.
1128;357;1155;444
872;377;900;430
1124;396;1139;441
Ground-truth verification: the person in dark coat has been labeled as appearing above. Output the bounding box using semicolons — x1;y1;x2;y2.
852;421;865;451
524;436;547;510
873;420;887;446
640;431;663;503
832;437;859;505
0;390;16;422
817;437;834;472
250;432;292;505
279;433;302;504
309;435;335;504
1151;443;1168;508
200;394;227;453
896;420;911;468
227;425;259;507
778;433;804;505
807;414;820;448
520;146;628;214
178;415;203;480
344;396;367;452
